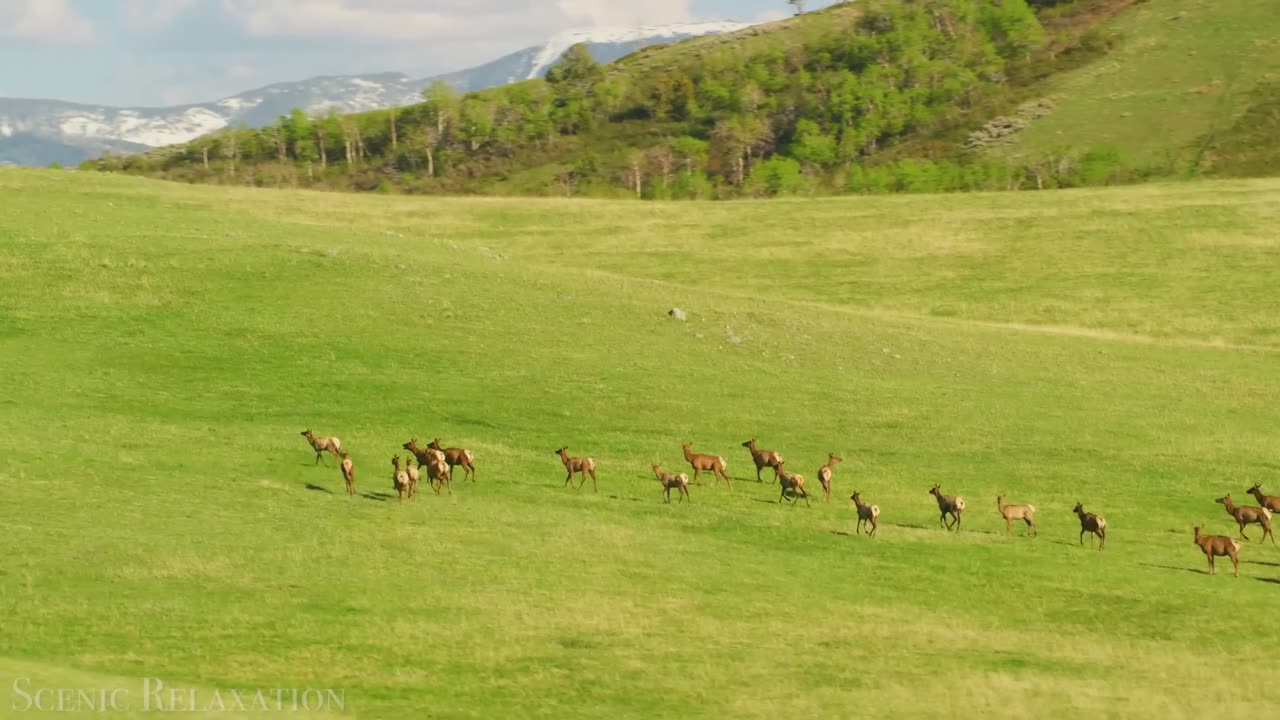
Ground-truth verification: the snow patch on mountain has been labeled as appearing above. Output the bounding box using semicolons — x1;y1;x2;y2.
525;21;750;80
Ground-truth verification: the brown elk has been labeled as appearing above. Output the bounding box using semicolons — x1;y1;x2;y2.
1215;494;1275;544
423;448;450;495
301;429;342;465
1193;525;1241;577
429;438;476;483
1245;483;1280;514
682;442;731;489
741;438;784;482
996;495;1037;537
391;456;411;502
776;462;810;507
1072;502;1106;550
404;457;420;499
339;451;355;497
850;491;879;537
557;447;598;492
817;454;842;502
652;464;690;504
929;484;965;531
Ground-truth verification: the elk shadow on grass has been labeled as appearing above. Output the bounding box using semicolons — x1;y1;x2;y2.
305;484;335;494
1138;562;1209;576
1245;560;1280;568
1255;577;1280;585
360;491;393;502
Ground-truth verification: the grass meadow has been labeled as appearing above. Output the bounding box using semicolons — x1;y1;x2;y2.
1;169;1279;718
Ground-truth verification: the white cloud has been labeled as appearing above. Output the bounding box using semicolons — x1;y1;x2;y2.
122;0;198;33
0;0;94;44
220;0;459;41
556;0;691;26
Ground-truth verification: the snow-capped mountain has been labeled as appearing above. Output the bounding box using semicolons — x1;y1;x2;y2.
0;21;751;167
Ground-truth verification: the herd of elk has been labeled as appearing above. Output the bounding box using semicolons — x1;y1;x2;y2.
302;431;1277;578
929;484;965;531
741;438;784;482
557;447;598;492
652;464;691;504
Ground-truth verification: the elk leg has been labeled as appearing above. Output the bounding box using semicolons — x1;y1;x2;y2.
756;466;762;483
870;520;877;538
565;470;573;488
589;467;598;493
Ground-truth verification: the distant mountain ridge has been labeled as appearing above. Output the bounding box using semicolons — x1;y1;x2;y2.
0;21;750;167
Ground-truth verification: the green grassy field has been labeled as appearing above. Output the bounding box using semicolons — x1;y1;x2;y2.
2;169;1279;718
995;0;1280;170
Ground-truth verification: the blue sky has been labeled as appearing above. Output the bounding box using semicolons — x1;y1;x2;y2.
0;0;838;107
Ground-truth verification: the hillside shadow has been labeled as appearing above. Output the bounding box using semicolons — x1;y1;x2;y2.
1139;562;1208;576
305;484;334;494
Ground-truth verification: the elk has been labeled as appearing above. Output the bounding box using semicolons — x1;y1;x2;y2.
339;451;355;497
682;442;731;489
652;464;690;504
391;455;411;502
300;429;342;465
1215;494;1275;544
776;462;810;506
557;447;598;492
424;448;450;495
428;438;476;483
850;491;879;537
741;438;784;482
1245;483;1280;514
404;457;420;499
996;495;1037;537
1072;502;1106;549
929;484;965;531
817;454;842;502
1193;525;1241;577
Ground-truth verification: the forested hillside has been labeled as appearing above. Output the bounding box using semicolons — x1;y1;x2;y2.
91;0;1231;197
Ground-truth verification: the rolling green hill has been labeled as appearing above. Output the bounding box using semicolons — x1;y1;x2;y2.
3;169;1279;717
93;0;1280;198
989;0;1280;174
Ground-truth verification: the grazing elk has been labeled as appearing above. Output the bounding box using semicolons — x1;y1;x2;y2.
850;491;879;537
1245;483;1280;514
428;438;476;483
1072;502;1106;550
652;464;690;504
339;451;355;497
391;456;411;502
404;457;420;499
817;454;842;502
1193;525;1241;577
741;438;784;482
682;442;731;489
776;462;810;506
996;495;1037;538
1215;494;1275;544
929;484;965;531
556;447;598;492
301;429;342;465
